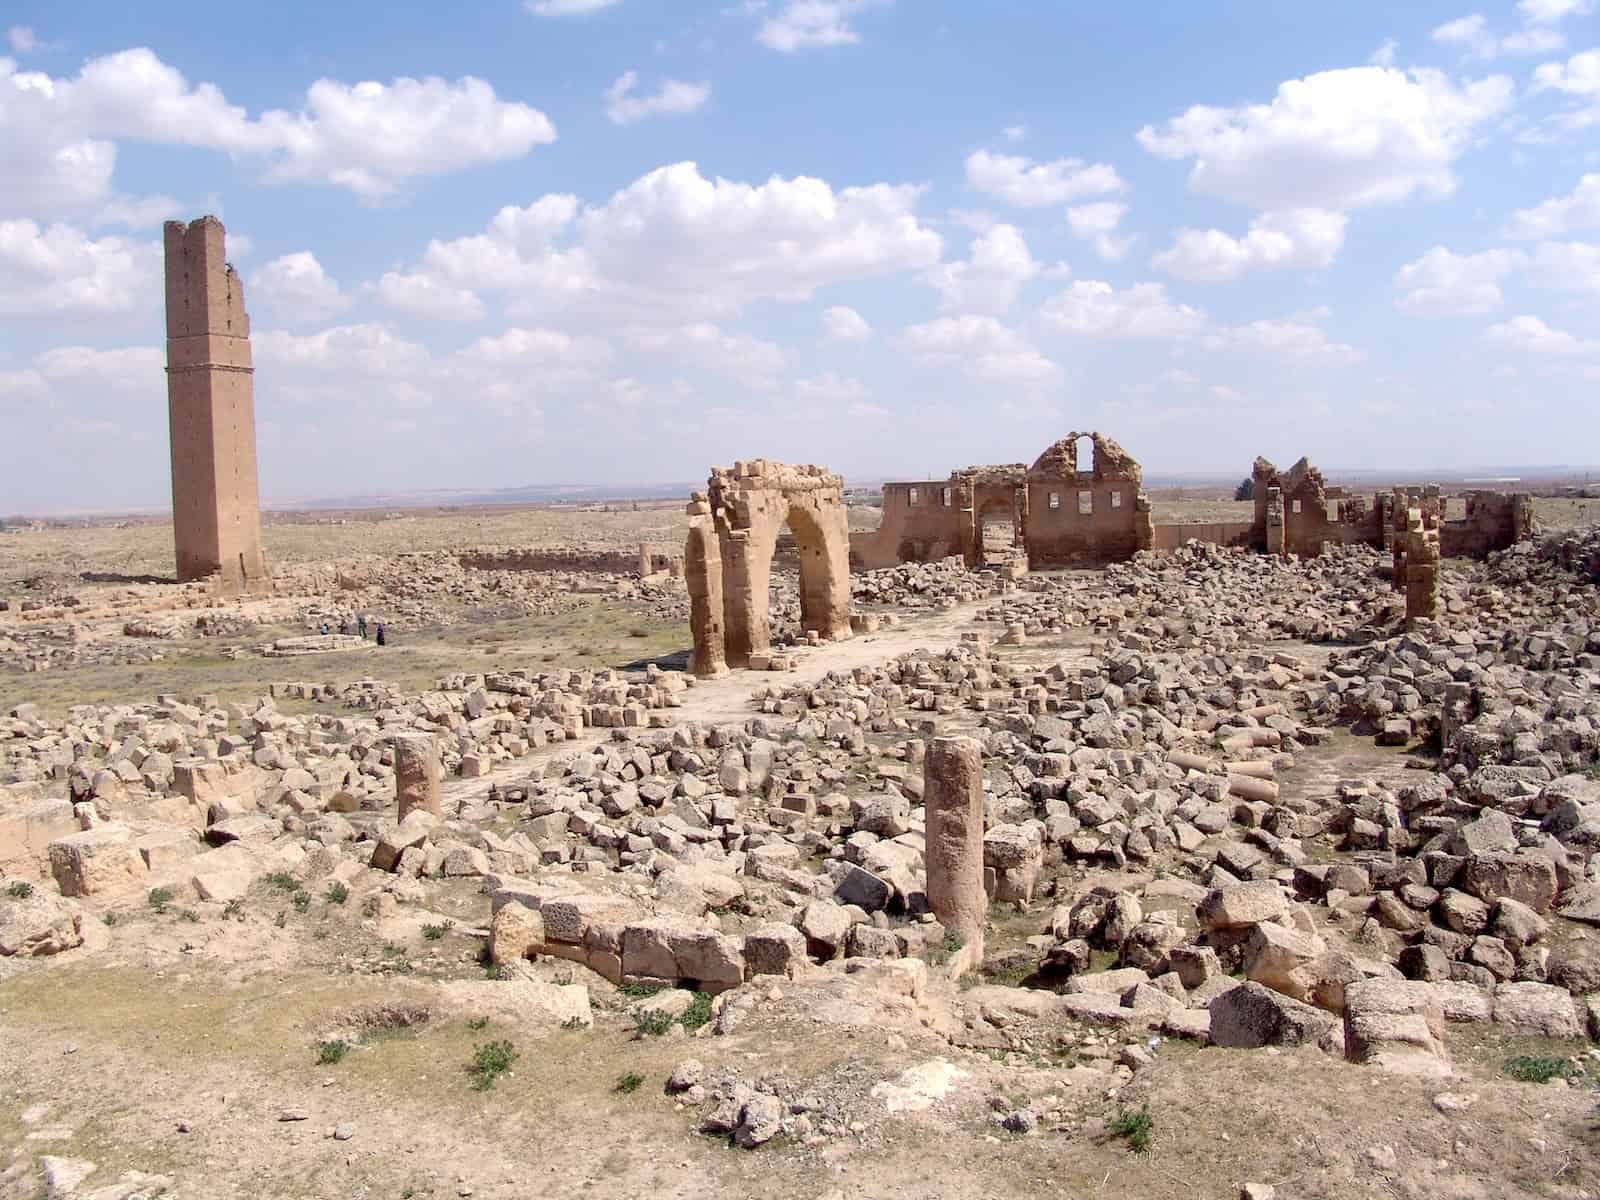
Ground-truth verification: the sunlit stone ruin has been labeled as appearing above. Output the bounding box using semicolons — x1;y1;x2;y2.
163;216;270;596
1;213;1597;1198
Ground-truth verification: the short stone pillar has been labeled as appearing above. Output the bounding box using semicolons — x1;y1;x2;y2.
1404;513;1440;625
391;733;442;819
924;736;986;956
638;542;652;576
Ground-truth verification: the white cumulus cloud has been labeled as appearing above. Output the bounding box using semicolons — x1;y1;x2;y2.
249;252;349;324
0;49;557;218
896;315;1062;386
0;219;159;319
757;1;882;51
1504;174;1600;238
923;224;1039;314
604;71;711;125
1485;314;1600;354
1136;66;1513;212
1153;209;1346;281
1039;280;1206;339
1065;202;1133;261
965;149;1126;208
376;162;941;326
630;322;786;387
1202;318;1364;363
526;0;621;12
1393;246;1524;314
822;305;873;343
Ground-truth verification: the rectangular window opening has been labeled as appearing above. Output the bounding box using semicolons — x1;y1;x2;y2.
908;487;919;505
1048;492;1060;510
942;487;952;507
1078;490;1093;516
1110;491;1122;509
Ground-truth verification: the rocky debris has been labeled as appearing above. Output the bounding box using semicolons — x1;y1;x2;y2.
0;888;83;956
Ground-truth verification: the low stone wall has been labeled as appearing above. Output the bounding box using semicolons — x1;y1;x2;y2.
1151;521;1256;552
457;547;673;575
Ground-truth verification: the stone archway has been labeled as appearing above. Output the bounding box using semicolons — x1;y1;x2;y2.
684;460;852;676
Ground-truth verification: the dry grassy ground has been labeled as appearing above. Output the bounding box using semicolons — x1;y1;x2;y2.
6;495;1597;588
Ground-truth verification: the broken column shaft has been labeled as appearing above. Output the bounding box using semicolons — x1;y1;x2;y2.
924;736;987;952
391;733;442;819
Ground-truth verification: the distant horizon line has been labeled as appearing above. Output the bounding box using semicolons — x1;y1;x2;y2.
6;461;1599;522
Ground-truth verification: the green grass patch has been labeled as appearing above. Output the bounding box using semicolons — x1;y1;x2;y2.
467;1040;518;1091
1109;1104;1153;1154
421;920;453;941
1504;1055;1574;1084
326;882;350;905
467;1016;489;1032
616;980;665;1000
6;880;34;899
615;1072;645;1094
633;1009;675;1038
316;1039;350;1065
147;886;174;914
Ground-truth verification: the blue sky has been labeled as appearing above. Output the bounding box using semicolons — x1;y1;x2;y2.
3;0;1599;512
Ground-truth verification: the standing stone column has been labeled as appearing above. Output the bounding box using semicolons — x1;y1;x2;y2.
1404;513;1440;625
391;734;442;819
638;542;652;576
924;736;986;953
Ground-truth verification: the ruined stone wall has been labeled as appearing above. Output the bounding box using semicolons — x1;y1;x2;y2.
164;216;268;595
851;435;1152;569
1251;457;1529;562
849;482;970;569
1440;491;1536;558
1021;434;1153;567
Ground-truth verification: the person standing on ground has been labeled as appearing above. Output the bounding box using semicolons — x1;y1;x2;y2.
357;614;368;640
376;622;387;647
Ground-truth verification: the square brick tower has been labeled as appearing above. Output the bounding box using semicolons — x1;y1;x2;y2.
163;216;268;593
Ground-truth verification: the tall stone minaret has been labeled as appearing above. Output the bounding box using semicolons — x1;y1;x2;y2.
163;216;268;593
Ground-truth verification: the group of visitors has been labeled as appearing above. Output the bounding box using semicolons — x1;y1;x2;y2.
317;614;387;645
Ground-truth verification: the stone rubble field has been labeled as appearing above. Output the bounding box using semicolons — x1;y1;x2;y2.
1;524;1599;1200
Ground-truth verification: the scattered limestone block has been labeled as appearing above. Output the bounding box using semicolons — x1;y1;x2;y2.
48;826;148;898
1491;981;1585;1039
371;810;436;872
1209;981;1337;1049
742;922;808;978
488;902;545;966
0;890;84;956
189;844;260;902
136;829;200;873
1197;881;1286;931
1343;979;1449;1075
0;798;78;874
439;978;592;1028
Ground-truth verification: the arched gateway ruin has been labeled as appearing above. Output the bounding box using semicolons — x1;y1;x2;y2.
685;461;852;677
